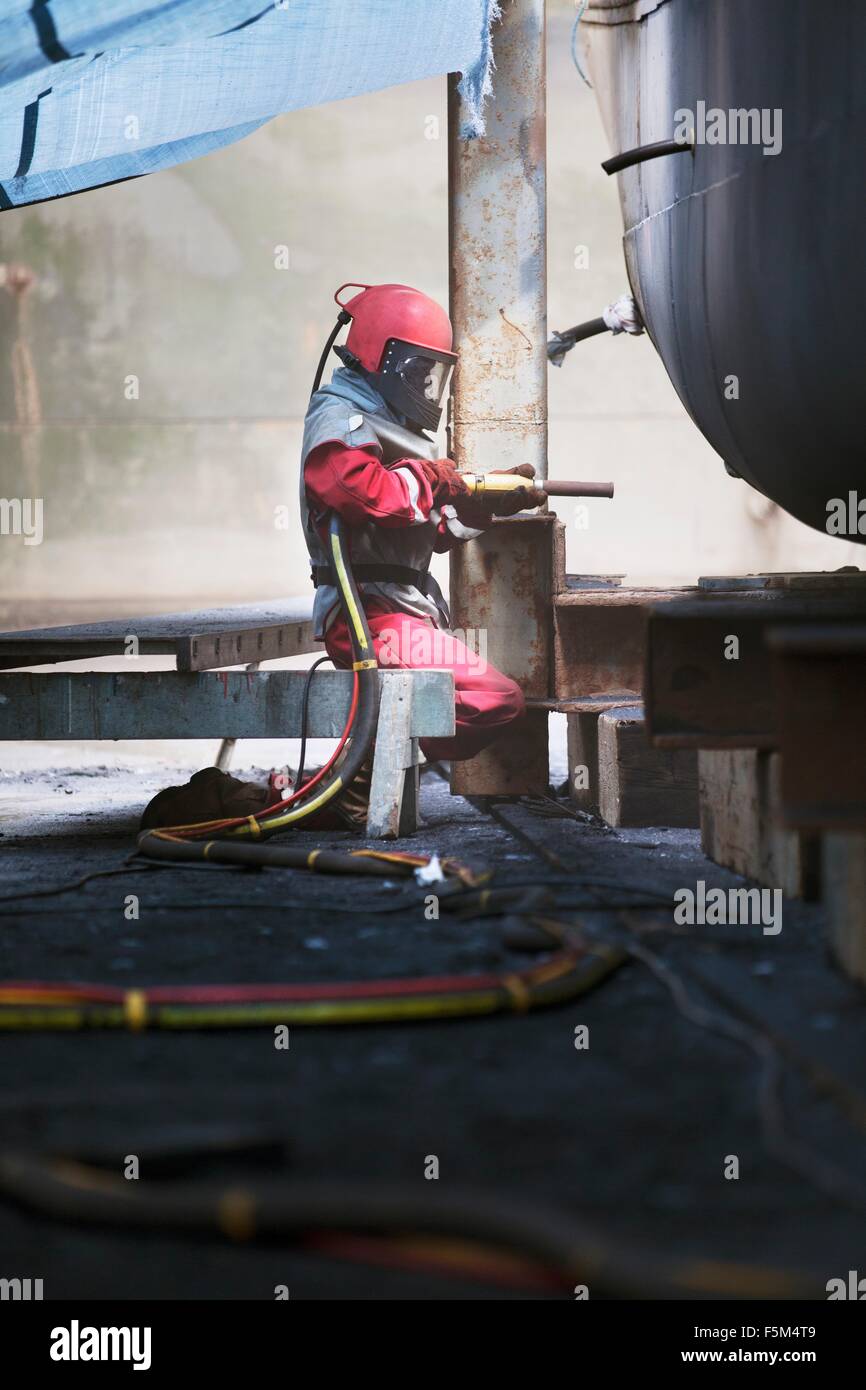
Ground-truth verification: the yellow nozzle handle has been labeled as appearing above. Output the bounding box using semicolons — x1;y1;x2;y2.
460;473;614;499
460;472;529;495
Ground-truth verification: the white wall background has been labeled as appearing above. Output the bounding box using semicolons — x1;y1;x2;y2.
0;5;859;611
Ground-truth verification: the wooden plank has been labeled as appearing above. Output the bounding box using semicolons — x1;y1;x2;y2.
0;670;455;741
769;624;866;830
566;710;600;813
367;672;420;839
698;750;820;900
824;833;866;985
597;704;699;828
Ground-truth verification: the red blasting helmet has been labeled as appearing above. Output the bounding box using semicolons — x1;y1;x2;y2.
333;282;456;432
335;282;454;372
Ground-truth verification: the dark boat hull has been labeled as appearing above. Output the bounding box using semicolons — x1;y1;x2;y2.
584;0;866;540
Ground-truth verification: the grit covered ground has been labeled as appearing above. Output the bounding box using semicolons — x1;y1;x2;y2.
2;721;866;1301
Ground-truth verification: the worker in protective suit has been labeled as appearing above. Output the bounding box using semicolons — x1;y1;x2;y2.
300;281;544;827
141;282;542;835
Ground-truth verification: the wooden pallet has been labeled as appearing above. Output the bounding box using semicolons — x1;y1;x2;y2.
567;701;698;827
698;749;820;900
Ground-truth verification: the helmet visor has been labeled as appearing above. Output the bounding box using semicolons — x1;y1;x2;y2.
369;338;457;432
398;353;453;409
381;338;456;411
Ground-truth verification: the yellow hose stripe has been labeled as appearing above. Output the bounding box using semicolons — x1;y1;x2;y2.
124;990;148;1032
330;529;368;648
0;954;627;1032
217;1189;256;1242
352;658;378;670
527;954;580;986
501;974;531;1013
154;992;504;1028
673;1259;812;1298
0;991;503;1030
153;773;347;844
351;850;425;868
226;777;343;836
0;1008;89;1029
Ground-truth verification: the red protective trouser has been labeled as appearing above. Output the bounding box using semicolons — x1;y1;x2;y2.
323;601;526;761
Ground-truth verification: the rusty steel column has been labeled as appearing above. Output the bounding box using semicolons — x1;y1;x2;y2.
447;0;550;795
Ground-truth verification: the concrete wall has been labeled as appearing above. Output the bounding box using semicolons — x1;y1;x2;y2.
0;7;859;611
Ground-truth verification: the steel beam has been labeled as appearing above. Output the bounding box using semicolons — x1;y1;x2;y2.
451;514;554;796
645;596;866;749
448;0;549;795
554;586;696;698
0;670;454;741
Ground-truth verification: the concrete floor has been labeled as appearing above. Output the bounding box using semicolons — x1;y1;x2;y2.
2;736;866;1300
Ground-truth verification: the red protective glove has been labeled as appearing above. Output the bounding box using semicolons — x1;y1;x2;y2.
454;463;546;527
417;457;471;507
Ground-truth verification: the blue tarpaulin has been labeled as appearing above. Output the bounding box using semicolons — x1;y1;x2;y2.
0;1;500;209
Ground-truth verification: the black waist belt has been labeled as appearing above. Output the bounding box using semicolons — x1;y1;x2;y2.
311;564;436;595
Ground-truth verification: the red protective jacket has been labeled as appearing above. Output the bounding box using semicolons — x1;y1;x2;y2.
304;440;527;761
303;440;462;552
